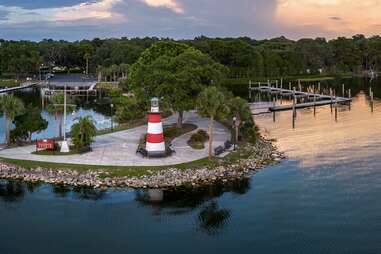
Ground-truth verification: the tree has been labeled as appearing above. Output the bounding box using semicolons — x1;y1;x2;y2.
11;104;48;142
130;41;227;128
71;117;96;149
0;95;24;145
47;92;76;139
196;86;229;159
228;97;252;143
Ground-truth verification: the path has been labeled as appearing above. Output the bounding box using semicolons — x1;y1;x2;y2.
0;111;230;167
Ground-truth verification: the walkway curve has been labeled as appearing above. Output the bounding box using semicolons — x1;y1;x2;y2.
0;111;230;167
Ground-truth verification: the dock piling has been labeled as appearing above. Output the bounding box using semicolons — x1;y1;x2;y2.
292;87;296;128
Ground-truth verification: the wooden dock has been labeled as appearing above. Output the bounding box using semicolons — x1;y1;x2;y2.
250;85;352;112
0;82;38;94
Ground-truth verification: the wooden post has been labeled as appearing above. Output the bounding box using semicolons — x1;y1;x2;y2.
249;80;252;100
289;82;291;91
298;79;301;91
348;89;351;111
335;92;338;122
330;88;333;113
370;87;374;113
268;79;270;87
318;82;321;93
280;78;283;89
273;96;276;122
313;85;316;117
342;84;345;97
292;87;296;128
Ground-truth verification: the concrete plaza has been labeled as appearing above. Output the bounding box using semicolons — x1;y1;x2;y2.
0;111;230;167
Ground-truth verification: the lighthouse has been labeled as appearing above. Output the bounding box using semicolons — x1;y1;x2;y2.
146;97;166;157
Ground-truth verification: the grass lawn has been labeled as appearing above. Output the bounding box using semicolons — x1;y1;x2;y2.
0;156;215;178
32;150;80;156
0;143;251;178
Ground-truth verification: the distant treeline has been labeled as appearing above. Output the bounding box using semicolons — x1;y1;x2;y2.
1;34;381;79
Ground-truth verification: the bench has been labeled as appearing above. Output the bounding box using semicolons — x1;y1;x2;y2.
214;146;225;156
79;146;92;154
136;147;148;157
224;140;233;150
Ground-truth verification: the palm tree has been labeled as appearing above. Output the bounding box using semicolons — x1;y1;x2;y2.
196;86;229;159
0;94;24;145
71;117;96;149
228;97;252;144
47;92;75;139
84;52;91;75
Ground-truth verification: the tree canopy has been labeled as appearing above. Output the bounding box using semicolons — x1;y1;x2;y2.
129;41;227;127
2;35;381;80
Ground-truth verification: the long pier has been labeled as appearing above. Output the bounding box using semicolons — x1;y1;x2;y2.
0;82;37;94
250;84;352;112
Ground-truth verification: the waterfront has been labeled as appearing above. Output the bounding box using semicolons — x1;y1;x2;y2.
0;88;112;144
1;78;381;253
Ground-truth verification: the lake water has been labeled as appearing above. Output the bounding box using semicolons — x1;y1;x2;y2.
1;78;381;253
0;88;113;143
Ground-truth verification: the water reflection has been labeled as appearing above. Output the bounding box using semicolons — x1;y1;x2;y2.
197;201;231;236
254;77;381;169
135;179;250;235
0;180;25;202
0;88;112;143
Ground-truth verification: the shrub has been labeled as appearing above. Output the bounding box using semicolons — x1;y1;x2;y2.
71;117;97;149
188;130;209;149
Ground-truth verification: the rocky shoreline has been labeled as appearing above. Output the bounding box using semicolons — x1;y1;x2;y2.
0;137;285;189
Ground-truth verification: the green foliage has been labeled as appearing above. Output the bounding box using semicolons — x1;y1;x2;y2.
0;94;25;144
47;92;76;139
71;117;97;149
188;130;209;150
197;86;230;120
0;80;20;88
228;96;257;143
113;96;144;123
2;35;381;80
129;41;227;127
163;123;198;141
190;130;209;143
197;86;230;158
11;104;48;142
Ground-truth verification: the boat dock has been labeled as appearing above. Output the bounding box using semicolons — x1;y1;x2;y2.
249;83;352;112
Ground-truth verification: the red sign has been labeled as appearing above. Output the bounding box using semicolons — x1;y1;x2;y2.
36;139;55;150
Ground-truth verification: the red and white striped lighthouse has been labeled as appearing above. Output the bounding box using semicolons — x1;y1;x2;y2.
146;97;166;156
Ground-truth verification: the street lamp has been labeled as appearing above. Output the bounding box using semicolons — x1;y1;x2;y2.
60;84;70;153
110;103;114;131
232;116;237;150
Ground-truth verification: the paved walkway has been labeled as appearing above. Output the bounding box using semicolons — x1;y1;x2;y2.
0;111;230;167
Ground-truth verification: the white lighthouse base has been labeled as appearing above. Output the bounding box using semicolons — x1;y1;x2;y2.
146;142;167;157
60;140;70;153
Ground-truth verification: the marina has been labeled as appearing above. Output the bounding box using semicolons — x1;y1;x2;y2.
249;81;352;113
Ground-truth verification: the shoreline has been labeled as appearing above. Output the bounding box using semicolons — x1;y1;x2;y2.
0;137;285;189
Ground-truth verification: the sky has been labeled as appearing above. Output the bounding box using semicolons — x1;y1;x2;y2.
0;0;380;41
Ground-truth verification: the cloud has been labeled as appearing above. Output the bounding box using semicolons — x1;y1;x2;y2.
142;0;184;13
0;0;124;25
275;0;381;38
0;0;380;41
329;16;342;21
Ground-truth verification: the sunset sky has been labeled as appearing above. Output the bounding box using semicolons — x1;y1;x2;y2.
0;0;380;40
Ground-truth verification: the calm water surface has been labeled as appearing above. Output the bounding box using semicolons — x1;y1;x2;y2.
0;88;112;143
1;78;381;253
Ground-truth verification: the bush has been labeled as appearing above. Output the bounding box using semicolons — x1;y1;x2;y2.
188;130;209;149
71;117;97;149
240;121;258;144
